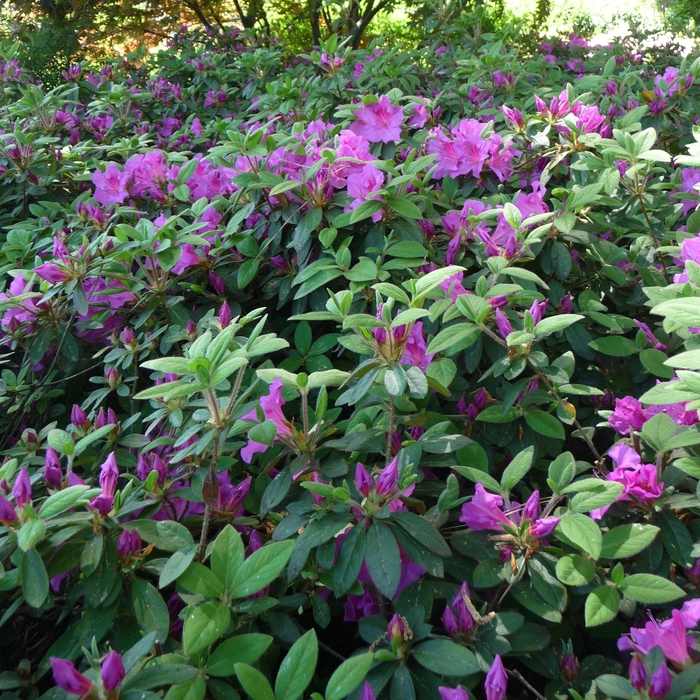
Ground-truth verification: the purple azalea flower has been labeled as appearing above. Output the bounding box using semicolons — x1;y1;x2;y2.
495;309;513;339
609;396;646;435
13;467;31;508
44;447;63;488
241;379;292;463
0;494;17;524
50;658;94;696
649;662;672;698
459;484;510;531
359;682;377;700
484;654;508;700
100;651;125;691
401;322;434;371
350;95;403;143
438;685;470;700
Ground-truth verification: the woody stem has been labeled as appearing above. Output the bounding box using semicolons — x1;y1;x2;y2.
386;394;395;465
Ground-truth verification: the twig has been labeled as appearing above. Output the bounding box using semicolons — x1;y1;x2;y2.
385;394;395;465
508;669;547;700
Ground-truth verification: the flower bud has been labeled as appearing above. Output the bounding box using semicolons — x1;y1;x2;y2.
50;658;94;696
628;654;647;690
560;652;580;681
100;651;125;691
484;654;507;700
387;613;406;645
44;447;63;488
105;367;121;389
13;467;31;508
219;301;231;328
0;494;18;524
649;662;671;698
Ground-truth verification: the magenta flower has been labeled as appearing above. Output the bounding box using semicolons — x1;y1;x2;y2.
241;379;292;463
345;164;385;222
99;453;119;497
438;685;470;700
359;682;377;700
375;457;400;496
649;662;672;698
343;589;380;621
443;582;474;637
44;447;63;488
609;396;646;435
350;95;403;143
0;494;17;524
401;322;434;371
117;529;142;557
618;601;700;668
100;651;125;691
50;658;94;696
13;467;31;508
355;463;372;497
591;443;663;519
407;103;429;128
92;163;129;205
459;484;510;531
494;309;513;340
629;654;646;690
387;613;406;644
219;301;231;328
484;655;507;700
34;263;67;284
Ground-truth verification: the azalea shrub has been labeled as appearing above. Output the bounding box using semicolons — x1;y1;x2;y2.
4;18;700;700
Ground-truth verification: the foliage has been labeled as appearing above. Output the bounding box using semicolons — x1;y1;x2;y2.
2;18;700;700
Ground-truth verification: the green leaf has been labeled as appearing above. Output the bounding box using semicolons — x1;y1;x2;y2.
228;541;294;598
131;520;195;553
332;525;366;597
387;199;423;220
659;512;694;567
274;629;318;700
164;676;206;700
525;410;565;440
555;554;596;586
595;676;636;699
665;349;700;370
20;548;49;608
212;525;245;595
235;664;275;700
534;314;584;337
365;522;401;599
411;639;480;676
568;482;624;514
130;579;170;641
325;653;374;700
249;420;278;446
600;524;659;559
178;562;224;597
641;412;677;452
426;358;456;388
619;574;685;603
391;511;450;557
556;514;602;560
640;349;676;379
40;486;90;518
585;586;620;627
426;323;480;356
17;520;46;552
452;466;501;494
208;634;273;677
183;601;231;656
500;446;534;493
652;298;700;328
159;546;198;589
384;365;407;396
404;366;428;398
588;336;639;356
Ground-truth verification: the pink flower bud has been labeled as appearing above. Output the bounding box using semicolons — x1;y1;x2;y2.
44;447;63;488
0;494;18;524
219;301;231;327
484;654;507;700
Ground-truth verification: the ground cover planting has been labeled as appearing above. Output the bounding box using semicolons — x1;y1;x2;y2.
2;18;700;700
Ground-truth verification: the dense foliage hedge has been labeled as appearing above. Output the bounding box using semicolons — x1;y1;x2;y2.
2;22;700;700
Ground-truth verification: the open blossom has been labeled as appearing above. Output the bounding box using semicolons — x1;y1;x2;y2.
609;396;646;434
350;95;403;143
460;484;560;537
92;163;130;205
345;163;385;219
618;599;700;668
401;322;434;371
241;379;292;463
591;443;663;519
